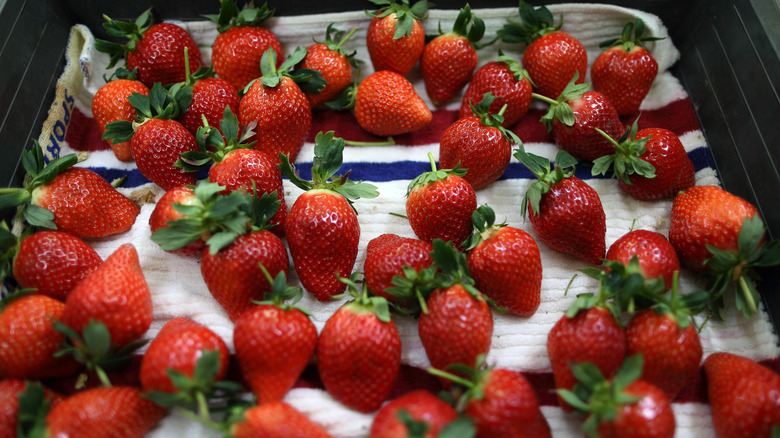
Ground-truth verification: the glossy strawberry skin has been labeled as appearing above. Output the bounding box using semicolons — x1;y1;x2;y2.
552;91;623;162
285;190;359;301
363;234;433;302
369;390;458;438
626;310;702;401
594;380;676;438
523;30;587;100
317;303;402;413
148;186;207;257
421;34;477;106
529;176;606;264
127;22;203;88
668;185;759;272
620;128;695;200
131;118;198;191
91;79;150;161
406;175;477;249
592;45;658;116
200;230;289;322
233;304;317;404
606;229;680;291
705;352;780;438
0;295;81;380
178;77;240;136
46;386;166;438
139;317;230;393
366;14;425;76
467;226;543;317
0;380;62;438
239;76;311;165
29;167;140;238
212;26;285;92
300;43;352;108
458;60;533;127
439;116;512;190
354;70;432;137
12;231;102;301
231;401;332;438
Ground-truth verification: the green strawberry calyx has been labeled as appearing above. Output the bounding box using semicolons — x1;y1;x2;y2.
336;272;393;323
251;265;311;315
94;8;154;69
513;148;578;219
203;0;275;33
497;1;563;44
14;381;55;438
406;152;467;197
433;4;493;49
366;0;430;39
639;270;708;330
429;239;498;310
246;47;326;96
465;92;523;147
385;264;438;317
496;49;534;85
462;204;507;251
176;106;255;172
591;116;656;185
314;24;361;68
427;354;491;407
535;71;591;126
599;18;664;52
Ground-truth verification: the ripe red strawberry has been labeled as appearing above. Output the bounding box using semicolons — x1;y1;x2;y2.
369;390;458;438
354;70;432;136
45;386;166;438
605;229;680;291
592;18;661;116
465;205;542;317
148;185;208;257
439;93;521;190
498;2;587;100
96;9;202;88
406;154;477;249
363;233;433;303
12;231;102;301
458;53;533;127
207;1;284;91
0;147;140;238
175;56;240;137
299;25;359;108
281;132;378;301
705;352;780;438
420;5;487;106
317;274;401;413
515;149;606;264
0;380;62;438
0;294;81;379
366;0;429;76
92;78;149;161
230;401;332;438
233;270;317;404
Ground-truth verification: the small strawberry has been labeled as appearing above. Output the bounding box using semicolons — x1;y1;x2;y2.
317;273;402;413
420;5;488;106
704;352;780;438
366;0;429;76
369;390;459;438
230;401;332;438
515;148;606;264
439;92;522;190
458;51;533;127
406;153;477;249
91;76;149;161
0;380;62;438
498;1;587;100
148;185;208;257
605;229;680;291
363;233;434;304
175;51;240;137
233;269;317;404
96;8;202;88
354;70;432;136
299;24;360;108
280;131;379;301
592;18;662;116
464;205;543;317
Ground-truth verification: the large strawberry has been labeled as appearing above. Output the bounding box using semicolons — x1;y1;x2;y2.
91;76;149;161
366;0;429;75
96;8;202;88
420;5;488;106
515;149;606;264
280;131;379;301
605;229;680;291
230;401;332;438
299;24;360;108
704;352;780;438
406;153;477;249
498;1;587;99
464;205;543;317
0;380;62;438
369;390;459;438
354;70;432;136
0;147;139;238
592;18;662;116
363;233;434;304
439;92;522;190
175;52;240;137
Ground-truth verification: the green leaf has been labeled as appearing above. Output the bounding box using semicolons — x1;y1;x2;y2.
437;415;476;438
16;382;51;438
738;215;766;257
24;205;56;229
613;354;643;389
82;320;113;359
219;106;240;143
755;239;780;267
0;190;32;211
591;155;614;177
312;131;345;183
554;150;578;169
556;388;591;412
206;231;239;254
193;350;221;384
334;180;380;201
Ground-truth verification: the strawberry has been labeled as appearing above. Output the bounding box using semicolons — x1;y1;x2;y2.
230;401;332;438
458;52;533;127
592;18;662;116
369;390;459;438
280;131;379;301
207;0;284;91
175;52;240;137
605;229;680;291
464;205;542;317
0;380;61;438
91;77;149;161
498;1;587;100
148;185;208;257
299;24;359;108
0;147;140;238
12;231;102;301
316;274;402;413
354;70;432;136
0;294;81;379
536;75;624;162
704;352;780;438
515;149;606;264
363;233;434;303
96;9;202;88
366;0;429;76
592;118;695;200
406;153;477;249
439;92;522;190
420;5;487;106
233;270;317;404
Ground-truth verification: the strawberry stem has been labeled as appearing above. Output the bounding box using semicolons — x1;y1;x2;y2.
531;92;557;105
427;152;437;172
336;27;359;50
344;136;395;146
427;366;474;388
739;276;758;316
95;366;113;388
